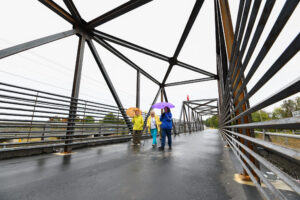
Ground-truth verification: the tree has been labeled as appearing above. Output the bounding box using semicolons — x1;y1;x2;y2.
281;99;296;118
205;115;219;128
296;97;300;110
102;112;118;124
83;116;95;123
272;107;284;119
251;110;270;122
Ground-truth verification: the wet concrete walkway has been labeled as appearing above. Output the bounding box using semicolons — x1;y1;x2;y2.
0;130;256;200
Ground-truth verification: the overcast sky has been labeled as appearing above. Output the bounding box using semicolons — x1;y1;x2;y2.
0;0;299;119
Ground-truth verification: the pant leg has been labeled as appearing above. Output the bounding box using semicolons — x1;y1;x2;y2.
167;129;172;147
133;130;137;145
151;129;157;145
137;130;141;144
154;129;157;144
161;129;166;148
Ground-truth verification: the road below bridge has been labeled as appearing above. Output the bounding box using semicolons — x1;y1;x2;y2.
0;129;261;200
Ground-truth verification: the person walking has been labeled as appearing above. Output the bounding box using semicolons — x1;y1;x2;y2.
146;110;161;147
158;107;172;151
132;110;144;146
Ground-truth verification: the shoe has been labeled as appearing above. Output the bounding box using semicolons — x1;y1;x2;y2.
169;146;172;150
158;147;164;151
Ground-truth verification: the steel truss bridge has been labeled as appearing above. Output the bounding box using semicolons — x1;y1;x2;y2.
0;0;299;199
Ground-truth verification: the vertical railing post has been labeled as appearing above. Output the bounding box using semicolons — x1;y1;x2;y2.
183;104;186;133
27;92;39;142
136;70;140;109
82;101;87;135
65;35;85;153
41;124;45;141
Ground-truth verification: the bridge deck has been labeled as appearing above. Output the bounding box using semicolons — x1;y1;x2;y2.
0;130;258;200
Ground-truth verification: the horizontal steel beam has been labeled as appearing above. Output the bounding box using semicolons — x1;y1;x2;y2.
225;117;300;130
194;107;218;112
183;98;218;103
224;130;300;162
87;0;152;28
225;133;288;199
0;29;77;59
255;131;300;139
223;131;300;196
92;36;160;85
164;77;216;87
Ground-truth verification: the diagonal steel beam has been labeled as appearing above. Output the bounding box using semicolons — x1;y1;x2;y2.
162;0;205;84
92;36;160;85
88;0;152;28
63;0;84;24
0;29;77;59
165;77;216;87
193;99;218;109
195;107;217;113
176;61;217;77
38;0;77;25
93;30;169;61
87;39;132;132
93;30;216;77
173;0;205;58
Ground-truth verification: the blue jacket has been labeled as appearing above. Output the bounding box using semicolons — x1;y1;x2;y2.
160;112;172;130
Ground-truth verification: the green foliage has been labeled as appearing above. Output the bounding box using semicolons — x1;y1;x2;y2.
272;107;284;119
83;116;95;123
272;97;299;119
101;112;122;124
251;110;270;122
280;99;296;118
205;115;219;128
296;97;300;110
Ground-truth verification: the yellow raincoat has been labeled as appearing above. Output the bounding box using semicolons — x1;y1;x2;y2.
146;115;161;133
132;115;144;131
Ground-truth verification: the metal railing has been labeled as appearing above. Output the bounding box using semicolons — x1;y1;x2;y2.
215;0;300;199
0;82;131;152
0;82;201;155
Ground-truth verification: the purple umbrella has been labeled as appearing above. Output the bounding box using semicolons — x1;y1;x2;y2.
152;102;175;109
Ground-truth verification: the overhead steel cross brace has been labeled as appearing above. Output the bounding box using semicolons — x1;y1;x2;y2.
38;0;217;85
0;0;221;137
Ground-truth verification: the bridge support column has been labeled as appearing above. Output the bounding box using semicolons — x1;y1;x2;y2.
136;70;140;108
65;35;85;153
